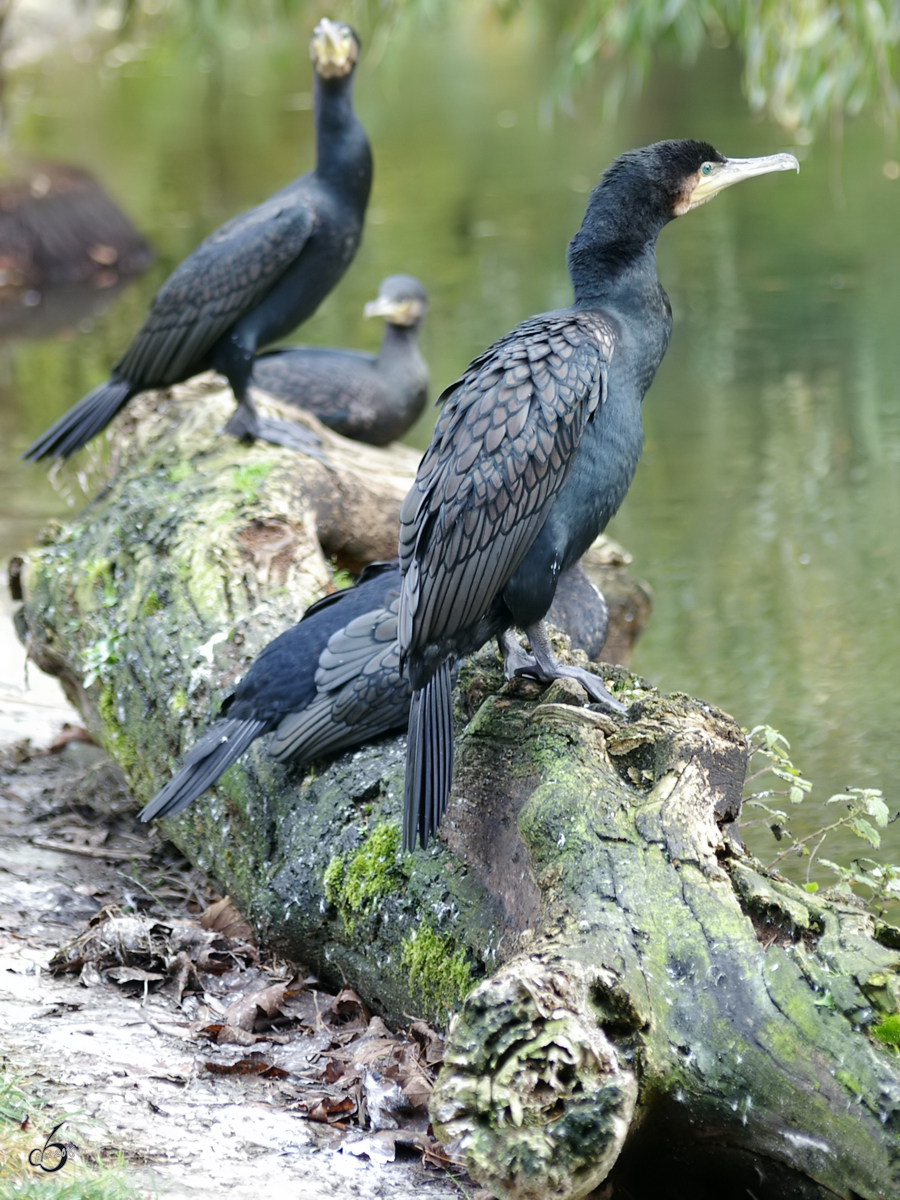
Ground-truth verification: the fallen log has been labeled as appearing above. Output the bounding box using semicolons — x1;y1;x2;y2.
15;380;900;1200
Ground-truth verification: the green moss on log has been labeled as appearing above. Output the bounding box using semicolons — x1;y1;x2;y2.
400;921;473;1014
324;821;403;932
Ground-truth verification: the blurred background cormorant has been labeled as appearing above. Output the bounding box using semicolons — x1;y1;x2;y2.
23;18;371;463
399;139;799;851
138;561;609;822
251;274;428;446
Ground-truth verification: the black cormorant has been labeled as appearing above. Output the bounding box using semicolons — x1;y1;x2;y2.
23;18;372;463
138;561;608;822
251;274;429;445
398;139;799;851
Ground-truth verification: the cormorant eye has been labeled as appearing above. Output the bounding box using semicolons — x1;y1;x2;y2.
700;163;713;176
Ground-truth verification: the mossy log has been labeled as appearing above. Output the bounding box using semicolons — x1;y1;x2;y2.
15;379;900;1200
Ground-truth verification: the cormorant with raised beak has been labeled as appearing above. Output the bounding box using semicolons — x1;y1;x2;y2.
24;18;372;462
398;140;798;851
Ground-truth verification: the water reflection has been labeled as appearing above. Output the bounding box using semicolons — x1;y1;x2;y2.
0;18;898;871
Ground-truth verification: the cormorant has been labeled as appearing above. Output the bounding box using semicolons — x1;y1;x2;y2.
251;274;429;446
138;561;608;822
398;139;798;851
23;18;372;463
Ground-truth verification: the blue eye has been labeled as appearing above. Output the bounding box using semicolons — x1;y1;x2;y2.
700;163;713;176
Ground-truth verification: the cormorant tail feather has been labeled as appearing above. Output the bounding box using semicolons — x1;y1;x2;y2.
402;659;453;851
139;718;269;821
22;377;133;462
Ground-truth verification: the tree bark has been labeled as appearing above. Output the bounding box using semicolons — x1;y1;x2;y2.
14;380;900;1200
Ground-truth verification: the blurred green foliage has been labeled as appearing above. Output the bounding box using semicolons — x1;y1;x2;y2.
116;0;900;132
743;725;900;916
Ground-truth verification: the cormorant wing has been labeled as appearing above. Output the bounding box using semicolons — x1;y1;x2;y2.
313;596;401;691
115;192;317;386
268;597;408;762
299;560;399;621
398;312;615;655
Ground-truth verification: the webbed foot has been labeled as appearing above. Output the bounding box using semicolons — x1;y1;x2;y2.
500;623;627;714
225;401;332;467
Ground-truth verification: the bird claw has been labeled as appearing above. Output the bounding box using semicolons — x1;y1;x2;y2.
511;661;625;713
500;629;626;713
225;405;333;468
253;415;334;468
499;632;538;681
552;664;627;713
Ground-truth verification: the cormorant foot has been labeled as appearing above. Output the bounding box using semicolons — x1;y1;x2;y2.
224;403;333;468
513;621;627;714
537;662;626;712
252;414;333;468
224;403;259;443
498;629;537;680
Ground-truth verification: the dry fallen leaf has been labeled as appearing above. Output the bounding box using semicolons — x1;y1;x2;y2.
198;1023;291;1047
408;1020;445;1065
105;966;165;985
200;896;254;942
204;1059;289;1079
223;981;291;1031
303;1094;358;1124
48;725;95;754
330;987;370;1028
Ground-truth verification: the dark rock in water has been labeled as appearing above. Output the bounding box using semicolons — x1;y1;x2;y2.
0;275;137;341
0;161;153;329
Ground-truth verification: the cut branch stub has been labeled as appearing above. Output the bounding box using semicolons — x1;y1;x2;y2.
432;955;637;1200
431;677;900;1199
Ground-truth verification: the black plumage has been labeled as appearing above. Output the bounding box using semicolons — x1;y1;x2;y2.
24;19;372;463
545;563;609;661
139;561;404;821
138;561;607;822
251;274;429;445
398;139;799;851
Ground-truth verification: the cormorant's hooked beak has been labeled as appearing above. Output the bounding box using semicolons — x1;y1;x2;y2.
310;18;358;79
678;152;800;215
364;295;424;327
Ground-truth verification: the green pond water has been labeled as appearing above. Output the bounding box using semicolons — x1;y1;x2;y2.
1;13;898;876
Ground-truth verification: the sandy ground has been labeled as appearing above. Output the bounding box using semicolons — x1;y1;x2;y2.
0;597;475;1199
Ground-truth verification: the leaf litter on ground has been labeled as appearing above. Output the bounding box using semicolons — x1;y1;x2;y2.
47;892;452;1166
0;735;470;1194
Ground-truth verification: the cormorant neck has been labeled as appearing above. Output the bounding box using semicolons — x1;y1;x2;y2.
314;73;372;200
567;176;672;308
377;321;421;364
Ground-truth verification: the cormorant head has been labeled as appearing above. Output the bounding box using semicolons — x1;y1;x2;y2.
364;275;429;328
668;141;799;215
604;140;798;220
310;18;360;80
569;140;798;296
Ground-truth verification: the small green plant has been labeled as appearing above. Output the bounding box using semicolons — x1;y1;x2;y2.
0;1070;141;1199
232;461;272;500
742;725;900;916
330;566;355;591
872;1013;900;1049
81;637;122;688
400;921;473;1014
324;822;403;931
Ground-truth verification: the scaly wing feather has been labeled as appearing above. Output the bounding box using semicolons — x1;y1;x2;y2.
116;189;317;386
398;311;615;660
